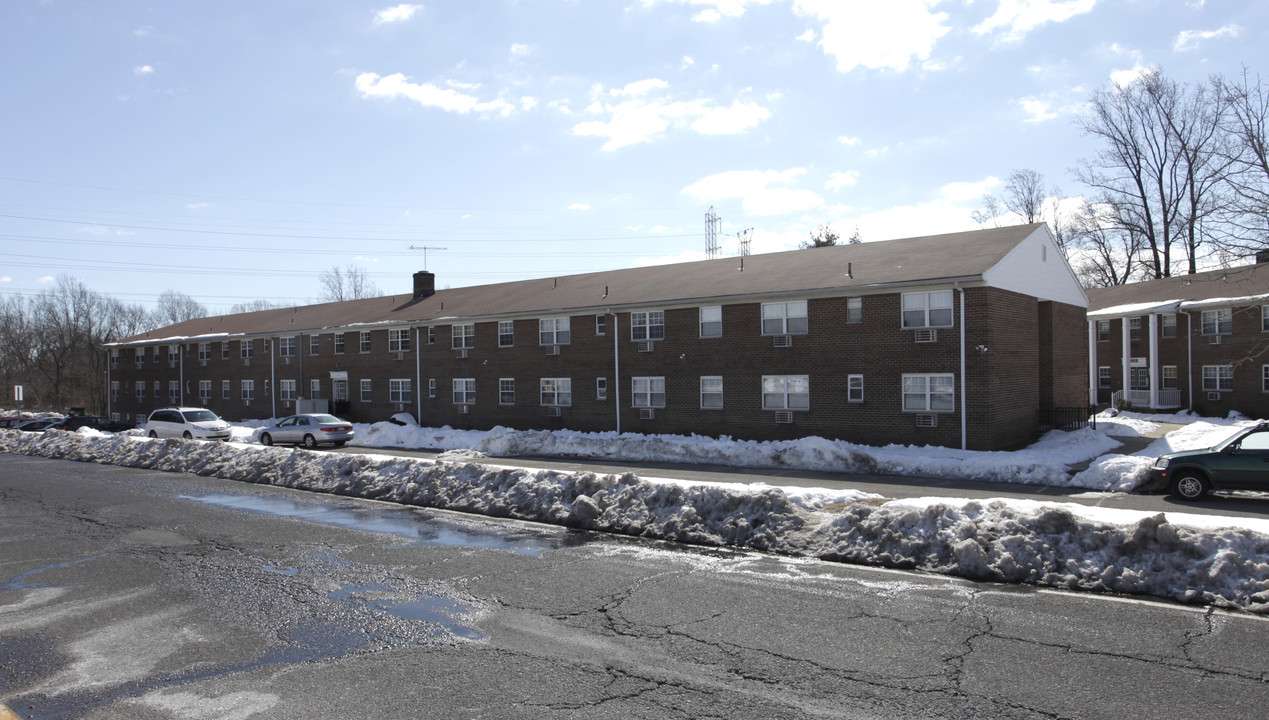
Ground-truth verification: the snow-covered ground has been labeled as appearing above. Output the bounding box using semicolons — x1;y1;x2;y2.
2;410;1267;612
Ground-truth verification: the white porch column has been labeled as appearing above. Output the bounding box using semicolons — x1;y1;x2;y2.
1121;317;1131;407
1148;314;1160;409
1088;320;1098;406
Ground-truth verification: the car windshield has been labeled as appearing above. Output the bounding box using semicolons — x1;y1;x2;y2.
1213;426;1263;452
182;410;219;422
309;414;342;424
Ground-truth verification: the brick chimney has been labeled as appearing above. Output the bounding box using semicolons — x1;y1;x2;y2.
1257;249;1269;264
413;271;435;299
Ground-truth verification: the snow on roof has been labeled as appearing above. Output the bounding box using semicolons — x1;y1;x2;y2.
1180;293;1269;311
1086;300;1183;320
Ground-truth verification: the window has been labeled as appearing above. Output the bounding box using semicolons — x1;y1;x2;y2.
1161;313;1177;338
428;378;436;398
700;306;722;338
1263;306;1269;332
222;380;231;400
334;333;345;354
198;380;211;400
198;342;211;361
1097;320;1110;342
700;376;723;409
1098;366;1111;388
1201;309;1232;336
390;328;412;353
390;379;411;403
847;374;864;402
264;379;271;397
242;380;255;400
241;340;254;359
310;379;321;398
154;380;161;398
221;342;230;359
1263;365;1269;393
360;331;372;353
762;375;810;410
762;301;808;335
453;378;475;405
540;317;571;345
846;297;862;324
168;380;179;400
1129;317;1141;340
1163;366;1178;390
135;383;145;400
279;379;296;401
279;336;296;357
1202;365;1233;392
134;349;144;367
360;379;372;402
631;311;665;341
631;377;665;408
310;335;320;355
902;374;954;412
445;324;470;351
595;315;607;336
901;291;953;329
111;380;119;399
499;378;515;405
596;377;607;401
334;380;348;402
1130;367;1149;391
168;345;179;363
540;378;572;406
427;326;436;345
498;321;515;347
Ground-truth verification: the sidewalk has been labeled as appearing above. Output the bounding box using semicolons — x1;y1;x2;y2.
1064;421;1183;475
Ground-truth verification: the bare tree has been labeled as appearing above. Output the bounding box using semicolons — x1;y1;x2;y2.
799;224;840;249
972;194;1004;227
229;299;281;314
1002;169;1048;223
847;225;863;244
1219;67;1269;252
154;290;208;326
320;265;383;302
1067;201;1142;288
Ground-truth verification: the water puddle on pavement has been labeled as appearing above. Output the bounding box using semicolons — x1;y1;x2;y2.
1;557;97;590
329;582;484;640
182;493;576;556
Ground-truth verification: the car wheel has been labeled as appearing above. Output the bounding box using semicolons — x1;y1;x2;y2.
302;434;319;449
260;433;273;446
1170;471;1210;501
183;431;193;440
333;441;346;448
148;430;158;438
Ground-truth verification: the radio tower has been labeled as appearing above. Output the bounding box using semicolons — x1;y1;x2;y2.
737;228;753;256
705;206;721;259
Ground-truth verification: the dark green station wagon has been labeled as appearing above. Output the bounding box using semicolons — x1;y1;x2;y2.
1151;422;1269;500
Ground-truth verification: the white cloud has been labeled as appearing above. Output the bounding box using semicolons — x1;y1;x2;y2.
837;135;861;146
355;72;517;117
973;0;1097;43
567;203;591;211
825;170;860;192
0;276;10;283
572;79;770;151
1109;64;1149;87
510;43;532;57
695;8;723;22
796;28;816;43
134;65;154;75
940;176;1000;203
38;276;55;284
792;0;951;73
682;56;695;69
1173;25;1241;53
134;26;153;38
185;202;210;210
373;4;422;25
645;0;774;23
1015;93;1084;123
681;168;825;216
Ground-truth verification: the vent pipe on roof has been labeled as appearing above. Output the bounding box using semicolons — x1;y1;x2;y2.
413;271;436;299
847;262;852;279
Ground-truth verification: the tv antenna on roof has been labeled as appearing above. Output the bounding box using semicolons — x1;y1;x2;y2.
705;206;721;259
737;228;753;256
408;245;447;270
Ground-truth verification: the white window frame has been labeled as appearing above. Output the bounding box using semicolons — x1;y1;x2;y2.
360;331;372;353
1202;365;1233;392
1161;313;1177;338
596;377;607;401
334;333;345;354
1096;320;1110;342
221;342;230;359
540;378;572;406
388;328;412;353
241;340;254;359
1098;366;1112;388
279;379;296;401
499;378;515;405
451;324;474;350
428;378;436;398
631;311;666;341
631;376;665;408
498;320;515;348
198;342;211;361
310;378;321;398
1162;365;1178;390
539;317;571;345
168;345;179;363
111;380;119;399
595;315;607;336
1263;306;1269;333
310;335;321;355
847;374;864;402
168;380;179;400
360;379;372;402
700;376;723;409
1263;365;1269;393
390;378;412;403
901;291;953;329
198;380;211;400
135;383;145;400
222;380;231;400
279;336;296;357
1129;317;1142;340
699;306;722;338
762;301;808;335
241;379;255;401
761;375;810;410
453;378;475;405
846;297;862;324
902;373;955;413
1201;309;1232;336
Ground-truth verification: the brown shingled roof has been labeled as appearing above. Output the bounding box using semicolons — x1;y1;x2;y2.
1086;261;1269;313
114;223;1043;346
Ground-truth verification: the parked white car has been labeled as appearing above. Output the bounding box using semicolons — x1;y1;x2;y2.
259;414;354;448
146;407;232;441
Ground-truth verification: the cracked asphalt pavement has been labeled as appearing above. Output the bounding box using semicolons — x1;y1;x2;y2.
2;455;1267;719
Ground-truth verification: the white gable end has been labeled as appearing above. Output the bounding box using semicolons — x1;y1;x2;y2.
981;225;1088;307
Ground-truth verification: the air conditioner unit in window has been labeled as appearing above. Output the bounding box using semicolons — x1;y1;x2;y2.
639;408;655;420
914;329;937;343
547;406;562;417
168;361;177;368
394;351;405;360
916;414;938;427
637;341;655;353
456;348;468;359
1208;335;1222;345
1208;392;1222;401
457;404;469;414
200;360;207;367
774;411;793;424
243;358;251;366
772;335;792;348
546;345;560;356
282;357;290;365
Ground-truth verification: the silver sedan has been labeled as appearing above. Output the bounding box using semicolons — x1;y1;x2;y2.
259;414;355;449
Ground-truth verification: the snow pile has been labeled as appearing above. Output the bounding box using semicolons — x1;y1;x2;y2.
3;428;1268;611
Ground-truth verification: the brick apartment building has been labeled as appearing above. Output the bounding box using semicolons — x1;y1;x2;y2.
105;223;1088;451
1086;256;1269;419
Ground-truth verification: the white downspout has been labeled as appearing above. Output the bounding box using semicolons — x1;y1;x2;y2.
269;338;276;420
957;283;966;451
1148;314;1159;409
415;327;423;424
1087;320;1098;407
1120;318;1131;408
611;312;621;435
1183;311;1194;412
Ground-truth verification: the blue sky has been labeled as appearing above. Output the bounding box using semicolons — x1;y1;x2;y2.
1;0;1264;312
